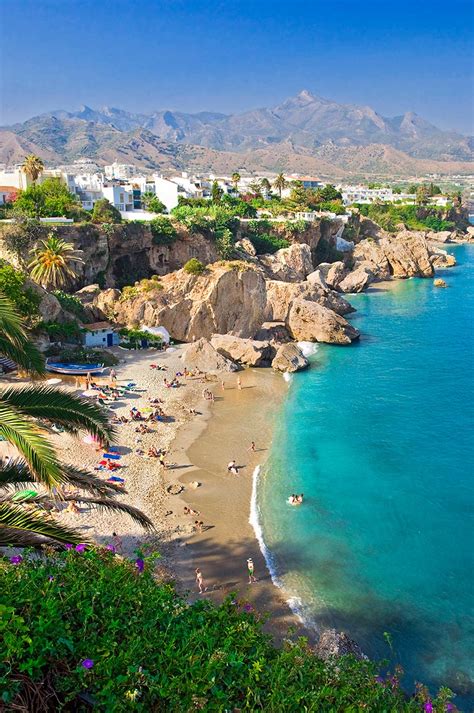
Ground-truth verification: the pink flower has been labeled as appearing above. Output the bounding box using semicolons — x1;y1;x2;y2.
106;544;115;552
81;659;94;669
75;544;87;553
9;555;22;565
64;543;73;550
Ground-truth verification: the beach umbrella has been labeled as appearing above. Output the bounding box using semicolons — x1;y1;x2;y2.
81;389;98;397
46;377;62;385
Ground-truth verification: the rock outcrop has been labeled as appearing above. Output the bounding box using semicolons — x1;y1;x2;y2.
260;243;313;282
338;266;373;293
253;321;292;343
314;629;366;661
182;338;240;373
210;334;275;367
271;343;309;373
351;232;434;280
265;280;354;323
26;280;62;322
288;299;360;344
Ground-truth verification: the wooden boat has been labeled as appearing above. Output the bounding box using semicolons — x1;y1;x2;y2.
45;359;105;376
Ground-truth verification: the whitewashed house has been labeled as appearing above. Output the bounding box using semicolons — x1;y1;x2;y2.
82;322;119;348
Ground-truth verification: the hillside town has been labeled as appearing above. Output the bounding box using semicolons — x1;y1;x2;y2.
0;158;470;222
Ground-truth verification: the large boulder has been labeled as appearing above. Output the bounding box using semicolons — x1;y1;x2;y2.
315;261;348;290
428;246;456;269
338;267;373;293
25;280;62;322
253;321;292;343
265;280;354;324
259;243;314;282
210;334;275;367
271;343;309;373
182;338;240;373
287;299;360;344
426;230;452;243
353;232;434;280
314;629;366;661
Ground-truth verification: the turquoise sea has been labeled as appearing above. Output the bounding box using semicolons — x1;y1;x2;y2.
257;244;474;708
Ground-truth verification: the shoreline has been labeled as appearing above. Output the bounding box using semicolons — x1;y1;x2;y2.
167;365;312;641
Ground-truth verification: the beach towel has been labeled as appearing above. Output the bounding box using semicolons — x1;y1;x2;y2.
103;453;121;459
107;476;125;483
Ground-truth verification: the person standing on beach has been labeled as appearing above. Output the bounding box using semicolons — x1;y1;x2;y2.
110;368;117;384
227;459;238;475
248;441;256;453
195;568;205;594
247;558;257;584
237;376;242;390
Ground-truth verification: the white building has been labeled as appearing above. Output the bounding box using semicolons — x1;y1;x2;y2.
82;322;119;348
104;162;137;180
102;185;134;212
0;166;65;191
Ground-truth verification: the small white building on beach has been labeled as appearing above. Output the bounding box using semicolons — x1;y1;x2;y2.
82;322;119;348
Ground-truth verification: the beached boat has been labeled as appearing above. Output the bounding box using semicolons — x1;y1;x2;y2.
45;359;105;376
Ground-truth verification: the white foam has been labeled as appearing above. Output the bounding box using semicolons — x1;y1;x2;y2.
282;372;293;383
249;465;314;628
297;341;319;358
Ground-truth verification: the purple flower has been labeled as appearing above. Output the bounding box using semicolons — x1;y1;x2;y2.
243;603;253;613
75;544;87;553
375;676;384;685
9;555;22;565
81;659;94;669
48;575;54;582
106;544;115;552
445;704;454;712
135;558;145;573
64;543;73;550
424;702;433;713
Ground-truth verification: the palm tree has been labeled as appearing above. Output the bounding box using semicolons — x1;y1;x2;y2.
231;172;241;193
28;234;84;289
0;294;153;546
21;154;44;185
273;173;287;198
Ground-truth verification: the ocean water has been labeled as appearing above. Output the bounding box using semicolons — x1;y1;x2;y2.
257;245;474;707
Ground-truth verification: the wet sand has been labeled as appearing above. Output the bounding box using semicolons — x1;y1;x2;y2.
168;367;311;641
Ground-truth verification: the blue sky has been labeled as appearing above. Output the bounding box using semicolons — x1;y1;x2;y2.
1;0;473;133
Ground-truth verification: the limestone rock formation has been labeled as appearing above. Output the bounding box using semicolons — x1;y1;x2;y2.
315;261;348;290
265;280;354;324
434;278;447;287
287;299;360;344
260;243;314;282
26;280;62;322
314;629;366;661
352;232;434;280
210;334;275;367
182;338;240;373
253;321;292;343
338;266;373;293
429;247;456;269
271;342;309;373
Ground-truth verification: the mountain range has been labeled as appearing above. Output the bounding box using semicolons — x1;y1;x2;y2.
1;90;472;178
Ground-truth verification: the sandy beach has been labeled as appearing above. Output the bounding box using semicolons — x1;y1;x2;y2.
1;345;308;639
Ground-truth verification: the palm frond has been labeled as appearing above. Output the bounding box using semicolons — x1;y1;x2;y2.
0;460;123;497
0;385;115;443
0;502;85;546
62;496;154;530
0;293;45;374
0;404;64;487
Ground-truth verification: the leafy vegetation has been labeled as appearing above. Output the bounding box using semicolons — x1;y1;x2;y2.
119;276;163;302
0;548;456;711
1;218;46;264
52;290;87;320
183;258;205;275
12;179;82;220
92;199;122;224
118;327;163;349
38;320;83;342
355;203;455;233
141;192;166;213
248;233;290;254
149;216;178;246
0;262;41;320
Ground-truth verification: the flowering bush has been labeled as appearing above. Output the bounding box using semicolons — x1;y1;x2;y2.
0;549;456;711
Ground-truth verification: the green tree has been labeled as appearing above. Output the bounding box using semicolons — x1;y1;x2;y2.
416;185;429;206
0;262;41;320
14;180;79;220
0;294;152;547
21;154;44;184
183;258;205;275
211;180;223;203
141;192;166;213
231;172;241;192
273;173;287;198
92;199;122;224
287;181;309;210
317;184;342;202
28;234;84;290
260;178;272;194
149;216;178;246
215;227;234;259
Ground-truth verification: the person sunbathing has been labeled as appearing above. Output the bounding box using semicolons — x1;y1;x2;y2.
148;446;159;458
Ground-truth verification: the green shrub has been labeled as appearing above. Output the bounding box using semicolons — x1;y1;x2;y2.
38;319;83;341
43;346;119;366
149;216;178;245
92;199;122;224
0;549;455;711
215;227;235;258
248;233;290;254
183;258;205;275
0;261;41;320
52;290;87;320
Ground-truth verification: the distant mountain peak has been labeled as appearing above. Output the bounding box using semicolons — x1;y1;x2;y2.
297;89;317;102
